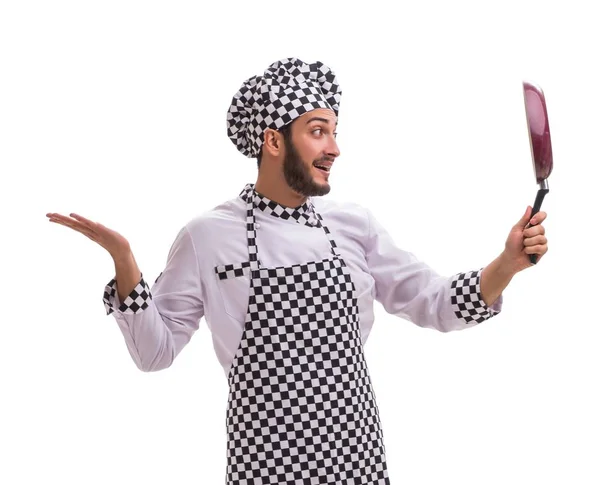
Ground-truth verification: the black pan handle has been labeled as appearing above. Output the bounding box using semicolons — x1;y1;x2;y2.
528;187;549;264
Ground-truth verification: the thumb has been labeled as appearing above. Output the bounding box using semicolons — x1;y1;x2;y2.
516;206;533;228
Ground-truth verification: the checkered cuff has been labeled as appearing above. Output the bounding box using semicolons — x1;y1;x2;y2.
450;269;500;324
103;274;152;315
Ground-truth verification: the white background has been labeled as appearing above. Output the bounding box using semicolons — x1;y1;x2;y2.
1;0;598;483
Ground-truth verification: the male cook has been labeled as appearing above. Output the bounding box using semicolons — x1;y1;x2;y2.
47;57;548;484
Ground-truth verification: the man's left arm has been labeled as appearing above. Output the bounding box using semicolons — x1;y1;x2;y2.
365;205;548;332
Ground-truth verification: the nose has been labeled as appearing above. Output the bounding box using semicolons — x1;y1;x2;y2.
326;136;341;159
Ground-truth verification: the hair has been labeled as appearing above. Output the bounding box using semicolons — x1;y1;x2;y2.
256;122;293;168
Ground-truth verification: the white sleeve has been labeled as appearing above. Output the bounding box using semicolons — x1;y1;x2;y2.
364;208;502;332
102;226;204;371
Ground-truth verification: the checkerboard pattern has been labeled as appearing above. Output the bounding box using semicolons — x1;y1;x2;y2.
239;183;320;228
223;191;390;484
215;261;251;280
103;274;152;315
450;269;500;323
227;58;342;158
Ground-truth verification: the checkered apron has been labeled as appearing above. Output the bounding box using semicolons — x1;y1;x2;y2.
224;193;391;484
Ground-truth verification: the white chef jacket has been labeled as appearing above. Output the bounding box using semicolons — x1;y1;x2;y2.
103;184;502;375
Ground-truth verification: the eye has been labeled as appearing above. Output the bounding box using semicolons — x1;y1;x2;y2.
312;128;323;136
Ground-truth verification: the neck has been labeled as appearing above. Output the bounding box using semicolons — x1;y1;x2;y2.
254;171;308;208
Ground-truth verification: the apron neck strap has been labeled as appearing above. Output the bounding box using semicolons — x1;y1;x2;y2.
315;212;340;257
245;196;261;271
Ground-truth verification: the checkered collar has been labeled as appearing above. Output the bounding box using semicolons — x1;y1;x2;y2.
239;183;320;227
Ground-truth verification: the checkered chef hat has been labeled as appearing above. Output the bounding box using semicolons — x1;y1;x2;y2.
226;57;342;158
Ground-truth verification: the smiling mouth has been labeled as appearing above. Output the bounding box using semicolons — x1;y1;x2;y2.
313;162;331;173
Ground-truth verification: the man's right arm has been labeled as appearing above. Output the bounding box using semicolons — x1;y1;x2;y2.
103;226;205;372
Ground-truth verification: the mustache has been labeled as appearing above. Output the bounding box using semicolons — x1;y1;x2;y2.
313;156;335;164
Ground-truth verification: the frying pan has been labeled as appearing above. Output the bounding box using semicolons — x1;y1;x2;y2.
523;81;553;264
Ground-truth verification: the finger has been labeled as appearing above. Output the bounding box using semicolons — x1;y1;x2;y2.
69;213;98;229
527;247;548;262
48;215;82;229
524;224;545;238
524;235;547;247
517;206;533;229
49;216;98;238
524;244;548;255
48;216;76;228
529;211;547;226
48;213;95;229
48;213;77;223
47;213;71;221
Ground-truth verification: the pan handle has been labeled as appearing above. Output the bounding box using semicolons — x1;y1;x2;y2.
528;187;549;264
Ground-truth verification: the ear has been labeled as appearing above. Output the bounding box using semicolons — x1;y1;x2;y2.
262;128;284;158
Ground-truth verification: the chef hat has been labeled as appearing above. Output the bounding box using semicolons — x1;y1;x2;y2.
226;57;342;158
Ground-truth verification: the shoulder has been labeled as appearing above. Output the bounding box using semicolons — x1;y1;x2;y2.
311;196;373;241
165;195;248;271
182;195;246;243
312;196;370;224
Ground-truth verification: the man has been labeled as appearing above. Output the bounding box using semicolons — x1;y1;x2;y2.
46;58;548;484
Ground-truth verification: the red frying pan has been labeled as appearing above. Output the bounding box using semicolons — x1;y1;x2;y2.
523;81;553;264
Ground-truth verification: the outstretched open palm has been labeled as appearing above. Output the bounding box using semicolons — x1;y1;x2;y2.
46;212;130;260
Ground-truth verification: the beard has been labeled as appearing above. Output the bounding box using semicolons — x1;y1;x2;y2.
282;137;331;198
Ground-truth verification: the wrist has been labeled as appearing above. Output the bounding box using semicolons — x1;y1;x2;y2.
480;252;515;307
497;250;519;278
111;249;134;266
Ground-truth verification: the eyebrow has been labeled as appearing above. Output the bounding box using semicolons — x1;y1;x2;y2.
306;117;338;126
